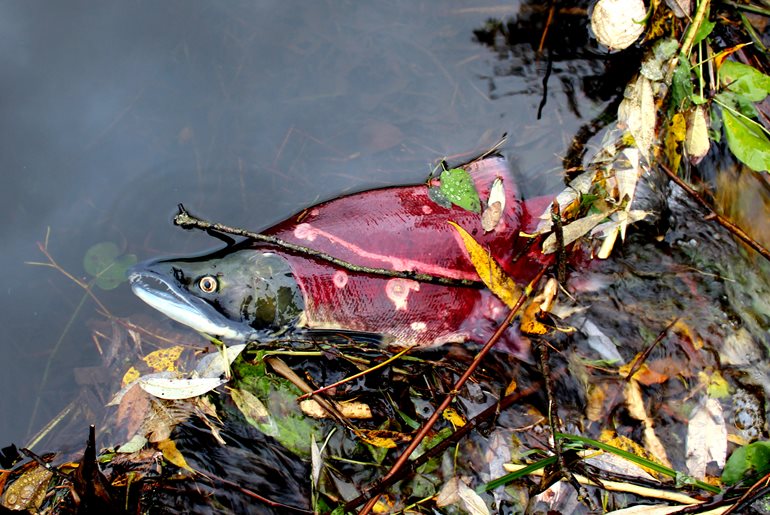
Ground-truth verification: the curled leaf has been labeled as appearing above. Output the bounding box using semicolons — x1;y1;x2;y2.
481;177;506;232
591;0;646;51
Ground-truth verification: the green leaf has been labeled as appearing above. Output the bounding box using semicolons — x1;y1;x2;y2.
722;440;770;485
439;168;481;213
83;242;138;290
720;60;770;103
671;58;694;110
723;108;770;172
692;19;715;47
716;91;758;119
427;185;452;208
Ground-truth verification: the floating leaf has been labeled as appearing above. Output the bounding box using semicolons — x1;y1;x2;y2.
722;108;770;172
142;345;185;373
157;439;194;472
83;242;137;290
440;168;481;213
722;440;770;485
138;375;225;400
720;60;770;103
448;221;521;308
0;465;53;511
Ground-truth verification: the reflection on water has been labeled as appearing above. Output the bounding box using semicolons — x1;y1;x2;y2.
0;0;620;448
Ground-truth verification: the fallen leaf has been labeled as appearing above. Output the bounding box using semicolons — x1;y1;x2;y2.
449;221;521;308
300;399;372;420
122;366;141;387
481;177;506;232
157;439;194;473
685;106;710;164
591;0;646;50
618;75;656;160
542;212;607;254
665;113;687;172
0;465;53;511
139;375;225;400
440;168;481;213
142;345;185;372
686;397;727;479
442;407;466;427
436;476;490;515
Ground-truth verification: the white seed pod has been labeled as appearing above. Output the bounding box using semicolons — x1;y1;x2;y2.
591;0;647;51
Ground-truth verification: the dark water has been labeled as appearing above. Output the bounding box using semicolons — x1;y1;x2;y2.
0;1;614;448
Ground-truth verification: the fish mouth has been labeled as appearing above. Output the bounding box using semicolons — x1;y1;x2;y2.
129;268;249;340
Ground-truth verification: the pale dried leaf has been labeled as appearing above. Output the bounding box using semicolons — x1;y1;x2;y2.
665;0;691;18
534;171;597;233
311;434;322;487
625;380;673;467
618;75;656;160
300;399;372;419
195;344;247;378
686;397;727;479
542;212;608;254
117;433;148;453
685;106;710;164
580;318;623;362
436;476;490;515
139;375;225;400
482;177;506;232
591;0;646;50
606;505;726;514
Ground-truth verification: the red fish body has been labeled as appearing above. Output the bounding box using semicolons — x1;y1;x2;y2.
130;156;552;350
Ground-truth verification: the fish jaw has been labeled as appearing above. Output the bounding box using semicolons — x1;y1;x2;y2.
128;269;250;340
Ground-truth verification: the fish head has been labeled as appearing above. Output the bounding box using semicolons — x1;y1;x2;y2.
129;248;304;340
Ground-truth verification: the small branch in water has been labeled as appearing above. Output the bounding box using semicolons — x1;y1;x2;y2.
659;164;770;263
173;204;484;288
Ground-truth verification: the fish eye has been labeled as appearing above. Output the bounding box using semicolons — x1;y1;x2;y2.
198;276;218;293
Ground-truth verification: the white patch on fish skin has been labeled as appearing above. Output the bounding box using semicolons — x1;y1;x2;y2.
385;278;420;310
421;205;433;215
294;223;317;241
310;208;320;217
333;270;348;288
410;321;427;331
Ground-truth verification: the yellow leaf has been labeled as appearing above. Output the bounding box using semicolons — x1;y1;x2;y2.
157;439;194;472
505;378;517;396
665;112;686;173
122;366;141;387
357;433;397;449
520;300;549;335
442;407;466;428
448;221;521;308
142;345;185;372
599;430;667;479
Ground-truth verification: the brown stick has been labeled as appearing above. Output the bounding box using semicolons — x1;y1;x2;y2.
355;267;548;515
659;164;770;263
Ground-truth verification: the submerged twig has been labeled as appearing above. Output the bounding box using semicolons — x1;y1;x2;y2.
659;164;770;263
174;205;483;288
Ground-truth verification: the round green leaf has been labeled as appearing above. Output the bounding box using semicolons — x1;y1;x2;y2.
439;168;481;213
83;242;137;290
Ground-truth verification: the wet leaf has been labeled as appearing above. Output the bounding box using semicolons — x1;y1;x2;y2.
138;375;225;400
448;221;521;308
357;430;397;449
481;177;505;232
722;108;770;172
440;168;481;213
427;185;452;209
520;300;549;335
693;19;715;46
671;58;694;110
665;112;686;171
685;106;710;164
300;399;372;419
83;241;137;290
157;439;194;472
542;212;607;254
665;0;690;18
195;344;246;378
686;397;727;479
722;440;770;485
442;407;466;427
618;75;656;159
591;0;646;50
231;387;278;436
117;434;148;454
436;476;490;515
0;465;53;511
122;366;141;387
142;345;184;372
720;60;770;103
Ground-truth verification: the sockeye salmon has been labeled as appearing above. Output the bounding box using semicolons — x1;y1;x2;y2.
129;156;552;351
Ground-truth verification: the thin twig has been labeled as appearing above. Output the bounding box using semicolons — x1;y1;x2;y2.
624;318;679;382
174;205;483;288
659;163;770;262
